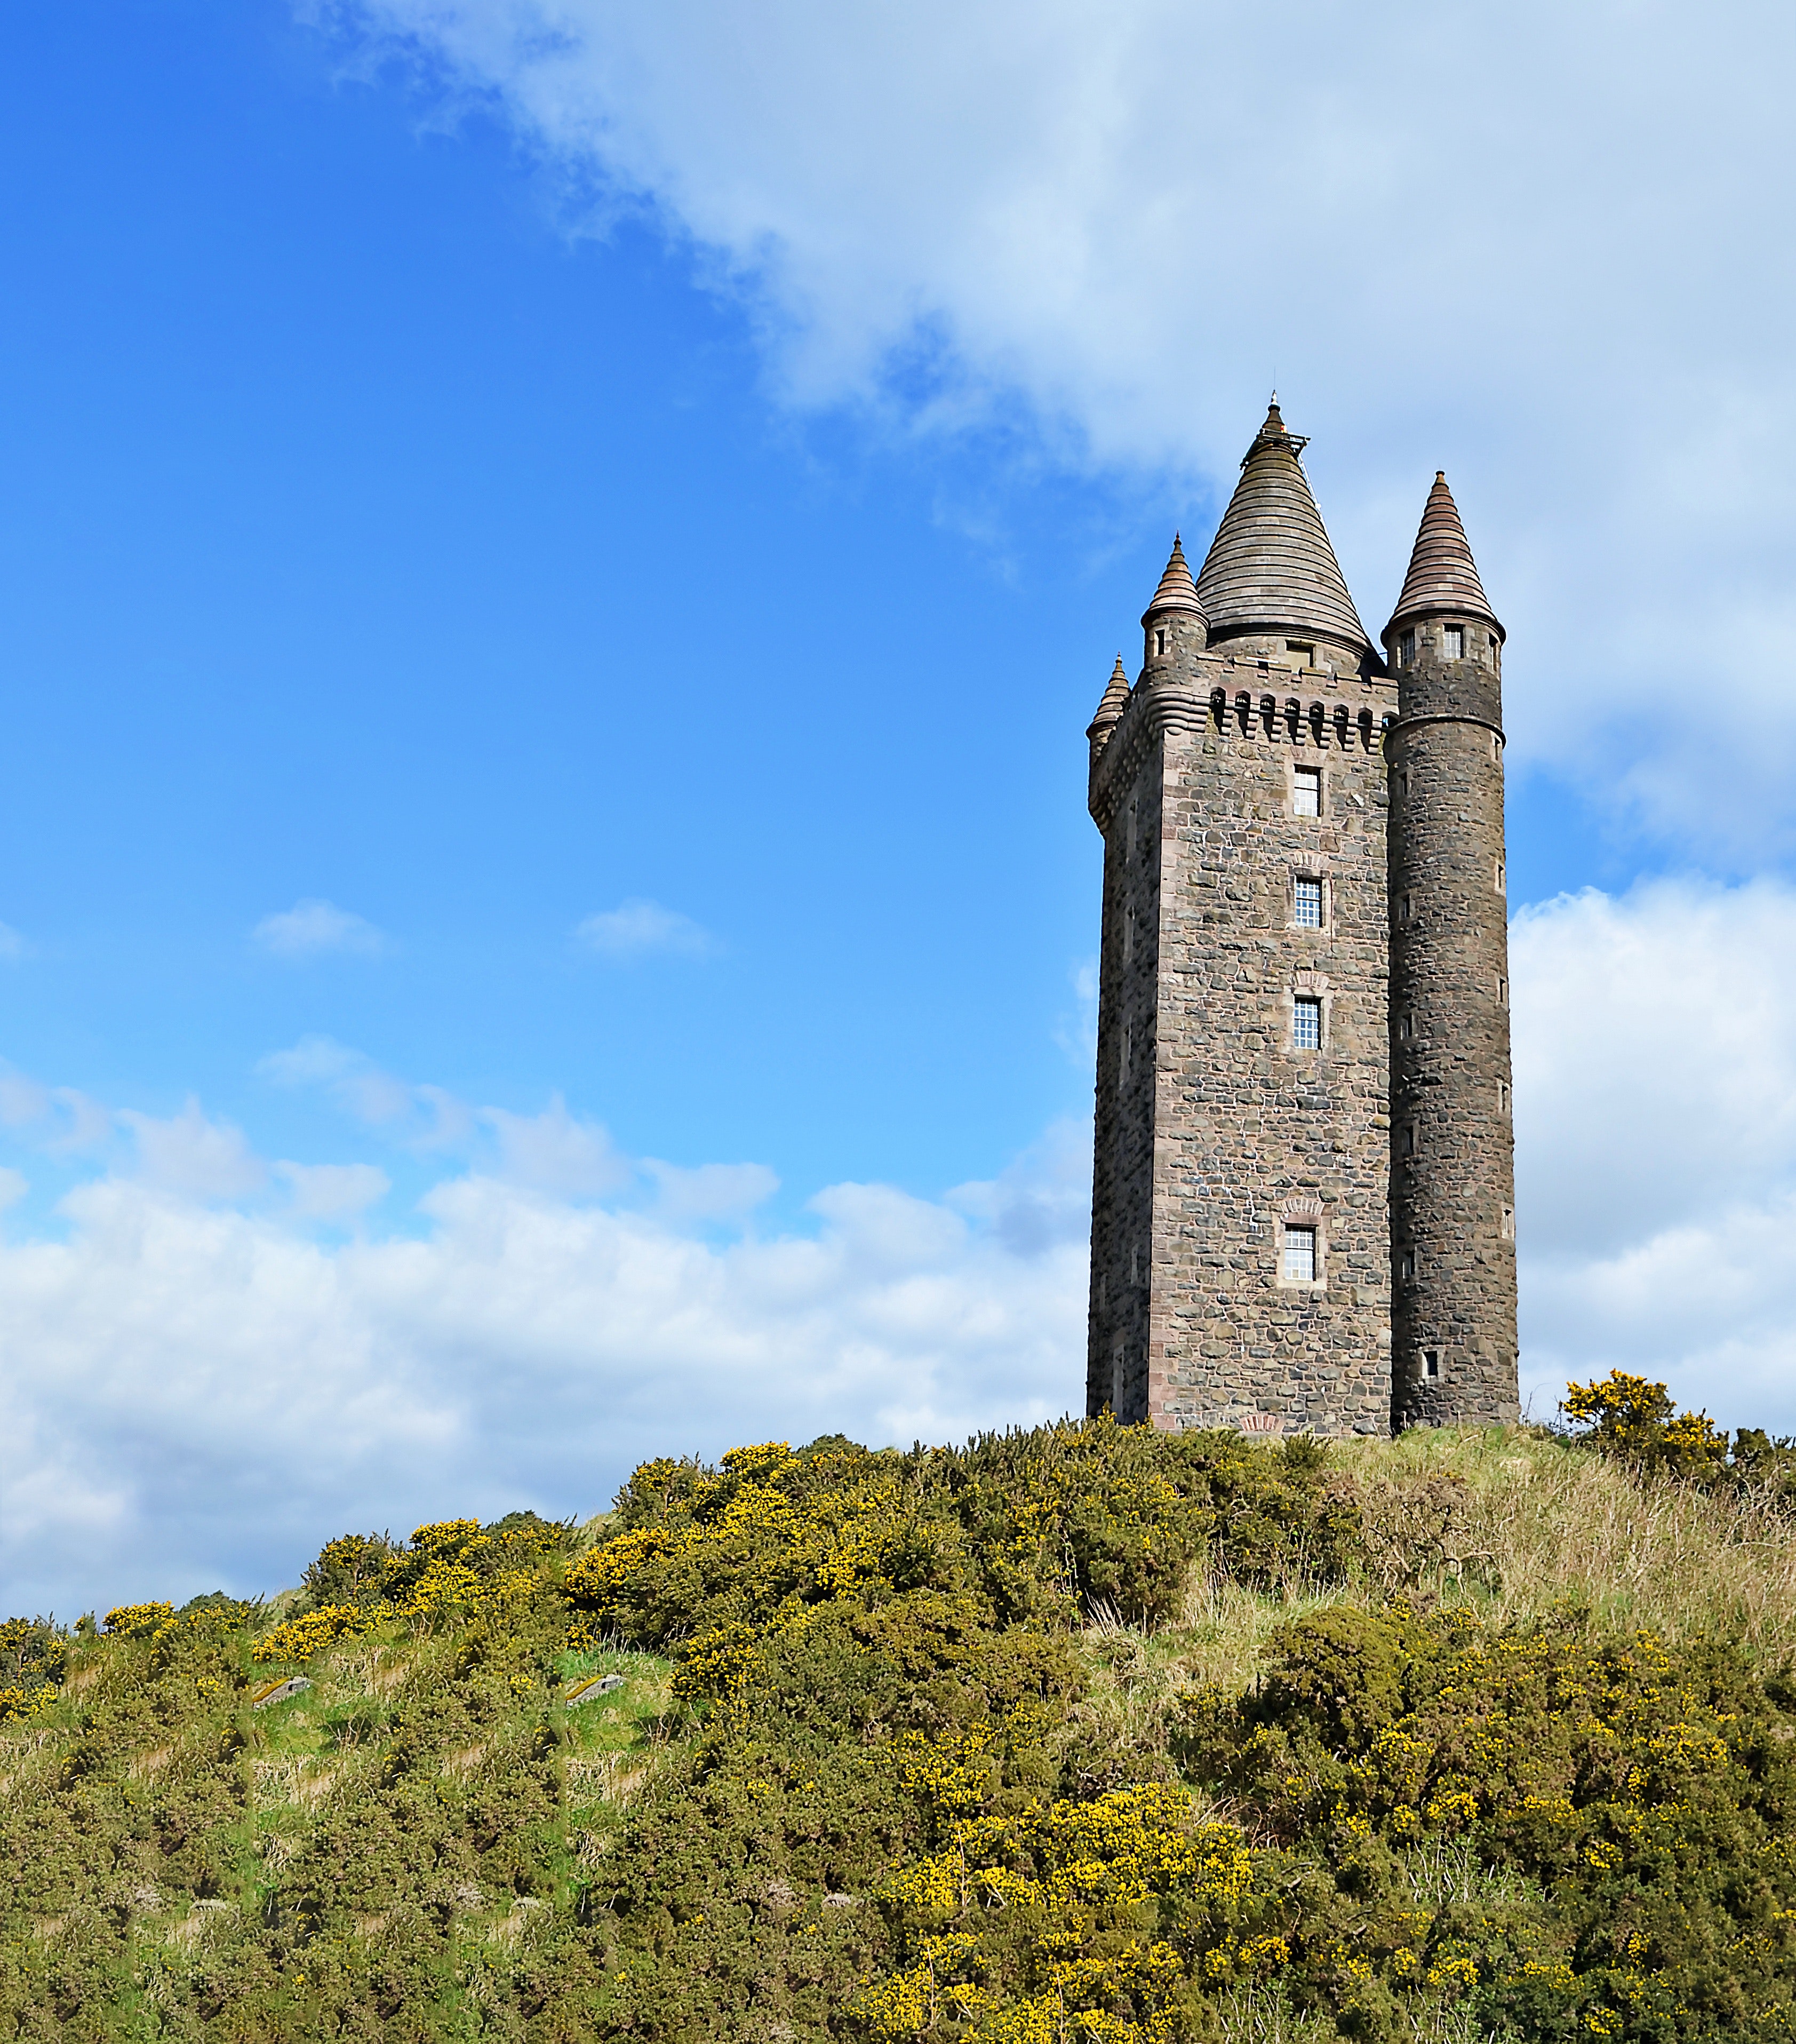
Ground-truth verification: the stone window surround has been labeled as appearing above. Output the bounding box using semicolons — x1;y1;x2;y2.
1289;866;1331;934
1276;1198;1327;1289
1287;972;1331;1053
1289;758;1324;818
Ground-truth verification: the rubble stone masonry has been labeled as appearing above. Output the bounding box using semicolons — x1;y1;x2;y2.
1089;635;1398;1437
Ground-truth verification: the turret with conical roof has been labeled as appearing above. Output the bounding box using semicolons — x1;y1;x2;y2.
1193;402;1376;672
1384;474;1518;1429
1086;654;1131;760
1138;532;1208;681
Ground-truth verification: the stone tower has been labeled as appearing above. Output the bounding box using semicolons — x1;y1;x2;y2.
1383;476;1520;1425
1085;406;1519;1435
1086;404;1398;1437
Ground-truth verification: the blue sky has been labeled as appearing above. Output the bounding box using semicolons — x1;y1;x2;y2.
4;0;1795;1614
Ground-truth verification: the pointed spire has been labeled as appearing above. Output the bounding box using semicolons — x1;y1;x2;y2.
1386;472;1503;638
1193;404;1372;656
1087;654;1131;747
1140;534;1204;624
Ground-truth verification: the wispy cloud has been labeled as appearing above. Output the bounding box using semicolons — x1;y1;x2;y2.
322;0;1796;856
574;898;714;960
117;1099;267;1200
274;1160;391;1221
480;1095;630;1197
252;898;386;959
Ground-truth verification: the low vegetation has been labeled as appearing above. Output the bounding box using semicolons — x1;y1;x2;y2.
3;1377;1795;2041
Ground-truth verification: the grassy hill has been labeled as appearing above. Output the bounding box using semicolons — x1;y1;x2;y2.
5;1391;1796;2041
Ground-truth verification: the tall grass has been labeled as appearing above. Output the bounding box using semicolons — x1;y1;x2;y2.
1080;1426;1796;1745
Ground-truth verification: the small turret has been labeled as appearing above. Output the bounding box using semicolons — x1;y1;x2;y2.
1384;472;1518;1429
1140;535;1207;674
1087;654;1131;759
1384;472;1504;721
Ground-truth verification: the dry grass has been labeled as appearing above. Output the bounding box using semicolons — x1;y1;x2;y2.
1344;1427;1796;1662
1077;1428;1796;1747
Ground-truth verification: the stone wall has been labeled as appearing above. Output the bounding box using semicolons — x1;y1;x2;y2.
1089;642;1397;1437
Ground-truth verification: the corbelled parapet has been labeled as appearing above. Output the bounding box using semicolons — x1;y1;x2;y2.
1383;474;1519;1428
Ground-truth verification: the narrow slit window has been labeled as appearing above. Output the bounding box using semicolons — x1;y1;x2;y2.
1444;624;1465;659
1424;1350;1441;1380
1400;1249;1416;1283
1401;1123;1416;1158
1123;905;1135;962
1293;995;1322;1049
1294;877;1323;928
1398;1012;1412;1040
1119;1023;1131;1090
1400;893;1413;923
1499;1081;1510;1115
1502;1206;1516;1240
1111;1339;1126;1414
1282;1226;1317;1283
1293;766;1321;817
1154;627;1167;657
1495;859;1506;894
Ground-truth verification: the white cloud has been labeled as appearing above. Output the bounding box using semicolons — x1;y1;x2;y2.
316;0;1796;852
573;898;713;959
252;898;387;959
259;1036;466;1142
1512;877;1796;1428
481;1094;630;1195
643;1158;778;1225
116;1099;267;1200
275;1160;392;1220
0;1155;1082;1616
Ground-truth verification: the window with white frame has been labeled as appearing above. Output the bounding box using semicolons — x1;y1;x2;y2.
1423;1350;1441;1380
1444;624;1465;659
1293;995;1322;1049
1282;1226;1317;1283
1294;877;1323;928
1399;629;1416;666
1293;765;1321;817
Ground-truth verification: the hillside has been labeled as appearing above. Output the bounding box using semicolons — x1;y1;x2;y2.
5;1394;1796;2041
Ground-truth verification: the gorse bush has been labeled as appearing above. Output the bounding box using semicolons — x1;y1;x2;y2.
2;1393;1794;2040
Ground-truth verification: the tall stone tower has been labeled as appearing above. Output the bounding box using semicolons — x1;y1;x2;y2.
1085;406;1519;1436
1383;477;1520;1426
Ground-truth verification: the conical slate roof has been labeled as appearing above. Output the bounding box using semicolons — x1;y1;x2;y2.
1386;472;1502;637
1140;534;1204;622
1088;654;1130;735
1193;403;1372;656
